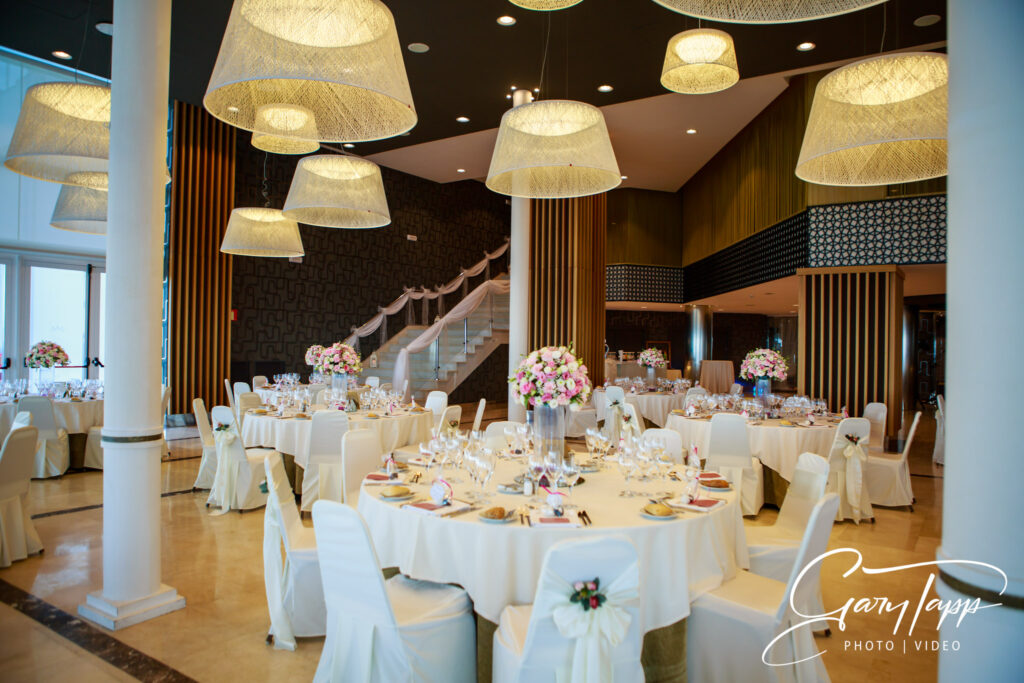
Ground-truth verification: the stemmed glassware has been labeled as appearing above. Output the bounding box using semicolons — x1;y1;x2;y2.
527;450;545;501
561;453;581;508
476;449;496;504
617;446;639;497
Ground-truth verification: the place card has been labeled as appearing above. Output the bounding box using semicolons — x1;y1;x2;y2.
528;510;582;527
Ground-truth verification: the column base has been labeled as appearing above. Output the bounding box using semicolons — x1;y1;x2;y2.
77;584;185;630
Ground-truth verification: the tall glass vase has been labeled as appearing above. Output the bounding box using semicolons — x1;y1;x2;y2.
533;404;566;462
331;372;349;394
755;377;771;397
646;366;656;385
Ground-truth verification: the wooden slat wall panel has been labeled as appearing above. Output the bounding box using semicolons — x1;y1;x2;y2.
797;266;904;443
530;194;606;387
169;101;236;414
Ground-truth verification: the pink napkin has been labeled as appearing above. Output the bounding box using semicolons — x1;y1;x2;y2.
409;502;442;511
699;472;722;480
688;498;721;508
365;473;389;481
539;517;570;524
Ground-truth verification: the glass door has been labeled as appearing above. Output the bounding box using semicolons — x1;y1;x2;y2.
88;266;106;380
0;256;12;381
25;263;89;383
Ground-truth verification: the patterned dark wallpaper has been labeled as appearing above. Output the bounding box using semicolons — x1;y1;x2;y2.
713;313;769;380
605;310;690;369
230;146;510;388
606;264;685;303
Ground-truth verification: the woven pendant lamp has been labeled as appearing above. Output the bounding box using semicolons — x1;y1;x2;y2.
661;29;739;94
486;99;620;199
283;155;390;228
251;103;321;154
650;0;887;24
204;0;416;143
50;185;107;234
220;207;304;257
509;0;584;10
796;52;948;186
4;82;110;186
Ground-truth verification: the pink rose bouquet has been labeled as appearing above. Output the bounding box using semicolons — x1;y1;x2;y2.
637;347;667;368
509;345;592;409
25;340;70;368
739;348;788;382
304;344;324;366
318;342;362;375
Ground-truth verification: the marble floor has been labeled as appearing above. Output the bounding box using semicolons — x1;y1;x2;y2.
0;410;945;682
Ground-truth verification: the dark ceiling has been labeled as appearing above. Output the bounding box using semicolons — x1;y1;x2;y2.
5;0;945;156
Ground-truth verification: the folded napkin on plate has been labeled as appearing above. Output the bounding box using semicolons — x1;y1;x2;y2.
402;500;472;517
364;473;391;482
669;497;725;513
529;510;582;527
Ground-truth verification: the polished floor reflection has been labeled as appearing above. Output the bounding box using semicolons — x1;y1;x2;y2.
0;410;944;682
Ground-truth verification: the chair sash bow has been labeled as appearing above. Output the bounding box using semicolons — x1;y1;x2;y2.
209;429;240;514
842;440;868;521
263;501;296;650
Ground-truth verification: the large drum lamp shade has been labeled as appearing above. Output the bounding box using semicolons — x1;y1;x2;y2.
283;155;390;228
50;185;107;234
486;99;621;199
661;29;739;94
251;103;321;154
4;82;109;186
796;52;948;186
650;0;887;24
220;207;304;257
509;0;585;9
204;0;417;143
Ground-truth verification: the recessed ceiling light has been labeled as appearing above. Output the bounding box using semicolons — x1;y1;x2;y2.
641;306;648;309
914;14;941;27
343;143;355;149
686;128;697;135
407;42;430;53
533;88;540;93
597;84;613;93
510;85;517;91
95;22;113;36
620;175;628;180
456;116;469;123
227;105;239;113
52;50;72;60
497;16;516;26
457;168;466;173
796;42;816;52
506;94;512;99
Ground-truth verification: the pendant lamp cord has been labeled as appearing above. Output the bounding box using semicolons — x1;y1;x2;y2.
879;3;887;53
538;13;552;96
74;0;93;84
261;152;271;208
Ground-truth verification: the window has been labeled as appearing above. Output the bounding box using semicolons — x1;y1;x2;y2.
28;265;88;382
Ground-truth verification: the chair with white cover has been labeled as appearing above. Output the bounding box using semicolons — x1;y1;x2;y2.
207;405;271;512
746;452;830;628
492;536;643;683
566;402;599;438
621;402;644;438
236;391;263;429
253;375;269;389
263;452;326;650
862;402;887;452
865;411;921;511
602;386;625;421
685;386;708;404
472;398;486;433
11;412;31;431
425;390;448;431
686;493;839;683
17;397;69;479
0;426;43;567
233;381;252;404
932;394;945;465
642;428;683;463
364;376;380;388
706;413;764;516
825;418;873;524
730;383;744;396
435;404;463;438
191;398;218;489
224;378;237;415
160;385;172;456
601;386;627;440
312;500;476;683
300;411;350;512
340;429;382;505
485;421;519;451
84;426;103;469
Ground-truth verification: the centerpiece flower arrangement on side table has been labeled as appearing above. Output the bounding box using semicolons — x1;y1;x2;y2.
25;340;70;390
637;347;667;385
739;348;788;398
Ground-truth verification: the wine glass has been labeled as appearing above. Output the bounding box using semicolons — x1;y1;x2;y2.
477;449;496;503
527;450;545;500
544;450;561;489
617;448;638;497
561;453;581;508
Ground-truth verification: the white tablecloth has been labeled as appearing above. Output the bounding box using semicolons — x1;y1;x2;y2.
594;390;688;428
0;399;104;438
242;409;433;469
667;414;837;481
358;457;749;629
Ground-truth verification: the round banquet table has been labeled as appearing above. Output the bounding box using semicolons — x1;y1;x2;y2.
593;389;687;428
357;457;749;631
0;398;104;438
666;413;837;482
241;409;433;469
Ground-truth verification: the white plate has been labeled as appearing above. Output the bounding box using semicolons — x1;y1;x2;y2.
380;492;414;501
641;510;678;521
478;512;514;524
700;483;732;492
497;484;522;495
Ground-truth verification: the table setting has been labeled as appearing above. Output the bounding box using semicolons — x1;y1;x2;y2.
594;376;693;427
0;378;105;439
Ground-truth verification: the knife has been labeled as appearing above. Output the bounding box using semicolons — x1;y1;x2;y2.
446;506;479;518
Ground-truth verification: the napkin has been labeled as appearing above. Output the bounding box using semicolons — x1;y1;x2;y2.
407;456;431;467
403;500;472;517
364;473;390;482
669;497;725;513
698;472;723;480
528;510;582;527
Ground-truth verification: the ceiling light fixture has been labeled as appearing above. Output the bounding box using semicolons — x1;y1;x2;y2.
457;168;466;173
620;175;628;179
221;208;303;257
95;22;113;36
509;0;584;10
52;50;72;60
797;41;816;51
686;128;697;134
282;155;390;229
913;14;941;27
204;0;417;143
497;16;517;26
650;0;887;24
50;184;107;234
486;98;621;199
456;116;470;123
661;28;739;94
407;42;430;53
251;103;321;154
796;52;948;186
343;143;355;148
597;84;613;93
3;82;109;186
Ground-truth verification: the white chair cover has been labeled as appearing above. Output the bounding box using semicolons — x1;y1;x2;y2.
641;428;683;463
566;403;598;439
300;412;350;512
253;375;269;389
826;418;873;523
865;411;920;508
192;398;218;489
862;402;887;450
485;421;520;451
341;429;382;505
601;388;627;443
17;396;69;479
236;392;263;429
603;387;625;420
706;413;764;516
312;500;476;683
207;407;270;513
233;381;252;404
83;426;103;469
12;412;31;430
492;536;642;683
160;385;172;457
224;378;237;415
365;376;381;388
425;391;449;431
932;394;945;465
436;405;463;438
730;383;744;395
621;403;644;439
684;387;708;404
472;398;486;433
0;426;43;567
263;452;326;650
686;494;839;683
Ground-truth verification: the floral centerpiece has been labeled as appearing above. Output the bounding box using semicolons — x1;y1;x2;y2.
637;347;667;369
25;341;69;368
317;342;362;393
739;348;788;397
304;344;324;366
510;344;592;460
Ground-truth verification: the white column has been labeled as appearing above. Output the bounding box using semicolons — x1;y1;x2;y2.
937;1;1024;679
507;89;532;423
77;0;184;630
